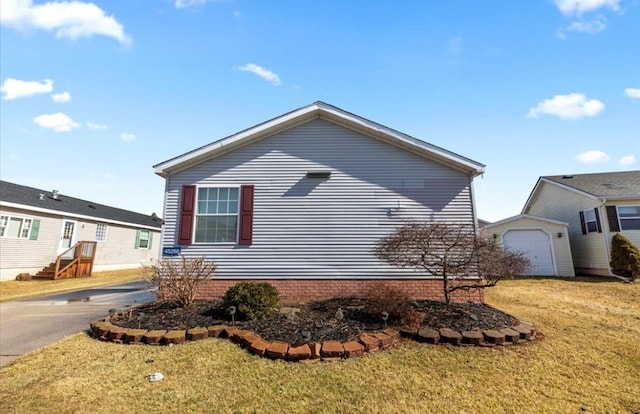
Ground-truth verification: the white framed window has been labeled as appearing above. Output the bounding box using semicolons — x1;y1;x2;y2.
137;229;151;249
195;186;240;243
96;223;108;242
618;206;640;230
583;209;599;233
0;215;33;239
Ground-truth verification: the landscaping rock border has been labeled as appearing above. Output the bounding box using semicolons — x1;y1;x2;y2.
89;318;537;362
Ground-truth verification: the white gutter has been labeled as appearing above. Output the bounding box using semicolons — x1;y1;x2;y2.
0;201;161;231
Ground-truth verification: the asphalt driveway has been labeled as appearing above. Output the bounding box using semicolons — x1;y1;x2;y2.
0;280;156;367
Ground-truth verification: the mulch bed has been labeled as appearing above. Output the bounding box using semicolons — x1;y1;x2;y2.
113;298;517;344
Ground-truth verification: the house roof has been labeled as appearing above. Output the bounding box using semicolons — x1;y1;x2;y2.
0;180;163;230
523;170;640;212
153;101;486;178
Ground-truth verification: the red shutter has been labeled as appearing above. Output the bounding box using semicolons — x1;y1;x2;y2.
579;211;587;235
606;206;620;232
238;185;254;245
594;208;602;233
178;185;196;245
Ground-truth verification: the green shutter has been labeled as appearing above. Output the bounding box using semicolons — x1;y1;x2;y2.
135;229;141;249
30;219;41;240
148;232;153;249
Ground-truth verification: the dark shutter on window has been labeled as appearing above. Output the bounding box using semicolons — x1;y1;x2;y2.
579;211;587;235
606;206;620;232
594;208;602;233
178;185;196;245
238;185;254;245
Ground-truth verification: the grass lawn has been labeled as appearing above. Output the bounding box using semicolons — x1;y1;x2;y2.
0;268;146;302
1;278;638;413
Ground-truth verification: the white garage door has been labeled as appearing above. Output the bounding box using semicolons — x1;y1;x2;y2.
503;230;555;276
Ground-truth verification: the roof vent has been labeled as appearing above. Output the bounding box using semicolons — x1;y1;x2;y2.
52;190;59;199
306;171;331;179
561;175;574;179
602;182;623;189
39;193;45;200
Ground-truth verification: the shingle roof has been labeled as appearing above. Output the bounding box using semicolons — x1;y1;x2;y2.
0;180;162;229
543;170;640;198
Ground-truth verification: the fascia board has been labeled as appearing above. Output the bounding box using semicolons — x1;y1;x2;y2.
0;201;161;231
485;213;569;228
154;102;485;178
522;177;598;214
153;104;320;177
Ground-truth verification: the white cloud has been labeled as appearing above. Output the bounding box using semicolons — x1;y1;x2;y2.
625;88;640;99
238;63;282;86
567;15;607;34
0;0;130;44
553;0;620;15
527;93;605;119
619;154;637;166
1;77;53;100
51;91;71;102
87;122;107;130
575;150;610;164
33;112;80;132
175;0;207;8
120;133;136;142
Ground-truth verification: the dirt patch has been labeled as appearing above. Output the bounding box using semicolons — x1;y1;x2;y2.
114;298;517;344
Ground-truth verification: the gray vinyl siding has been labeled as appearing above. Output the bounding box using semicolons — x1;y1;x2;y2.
0;207;60;280
162;119;476;279
75;222;160;267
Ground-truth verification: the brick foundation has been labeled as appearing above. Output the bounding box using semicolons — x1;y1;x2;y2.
192;279;484;303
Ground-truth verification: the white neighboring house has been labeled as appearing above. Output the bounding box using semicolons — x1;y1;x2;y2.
0;180;163;281
153;101;487;302
481;214;575;277
522;171;640;277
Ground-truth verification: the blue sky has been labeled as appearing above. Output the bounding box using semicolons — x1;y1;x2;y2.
1;0;638;222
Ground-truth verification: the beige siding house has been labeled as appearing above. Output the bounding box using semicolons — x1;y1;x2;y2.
482;214;575;276
0;181;163;281
153;101;487;302
522;171;640;277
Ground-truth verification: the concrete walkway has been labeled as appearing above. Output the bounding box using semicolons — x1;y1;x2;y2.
0;281;156;367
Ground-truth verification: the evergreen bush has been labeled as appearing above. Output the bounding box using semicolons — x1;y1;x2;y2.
222;282;280;320
610;233;640;280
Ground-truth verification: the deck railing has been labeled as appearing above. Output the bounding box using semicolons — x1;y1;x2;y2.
54;241;97;279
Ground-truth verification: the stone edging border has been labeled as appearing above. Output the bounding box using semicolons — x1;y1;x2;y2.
89;319;536;363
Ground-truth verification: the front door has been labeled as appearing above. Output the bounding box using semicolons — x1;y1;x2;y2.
58;220;77;256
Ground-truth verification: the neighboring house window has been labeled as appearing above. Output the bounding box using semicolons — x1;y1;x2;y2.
0;215;39;239
618;206;640;230
135;229;153;249
579;208;601;234
95;223;108;242
195;187;240;243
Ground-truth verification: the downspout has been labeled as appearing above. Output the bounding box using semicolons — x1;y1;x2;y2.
597;198;631;282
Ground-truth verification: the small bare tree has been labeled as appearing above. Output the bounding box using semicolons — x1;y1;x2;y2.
143;256;217;307
374;221;530;305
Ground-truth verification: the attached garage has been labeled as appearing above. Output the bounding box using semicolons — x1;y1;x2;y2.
481;214;575;277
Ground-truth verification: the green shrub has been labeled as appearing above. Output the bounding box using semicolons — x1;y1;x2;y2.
222;282;280;320
610;233;640;280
